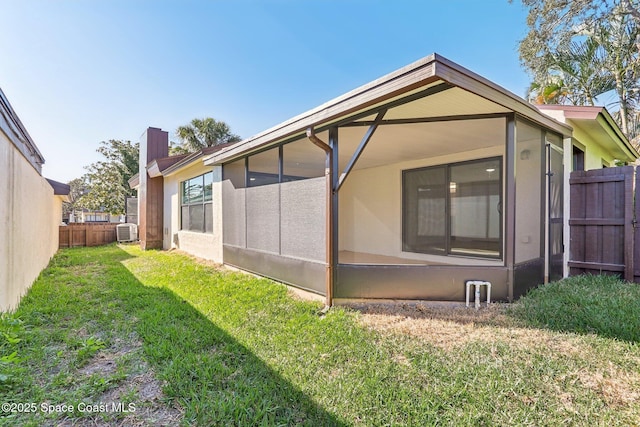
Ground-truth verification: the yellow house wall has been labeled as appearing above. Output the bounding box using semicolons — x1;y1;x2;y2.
0;131;60;311
538;109;619;170
163;162;223;262
339;145;504;266
571;125;616;169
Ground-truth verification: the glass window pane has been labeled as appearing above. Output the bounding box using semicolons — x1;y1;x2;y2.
449;159;501;257
204;202;213;233
204;172;213;201
403;166;447;255
515;121;542;263
188;176;204;203
282;139;325;181
223;159;246;188
189;205;204;232
248;147;279;186
181;181;189;205
181;206;189;230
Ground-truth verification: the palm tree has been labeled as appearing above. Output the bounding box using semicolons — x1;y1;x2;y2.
528;36;615;106
593;11;640;136
174;118;241;154
527;8;640;139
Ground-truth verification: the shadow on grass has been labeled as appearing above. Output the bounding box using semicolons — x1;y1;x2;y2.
20;245;347;426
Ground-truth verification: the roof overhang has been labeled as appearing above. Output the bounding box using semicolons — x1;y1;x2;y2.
46;178;71;202
129;143;236;190
204;53;572;166
0;88;46;174
147;154;189;178
128;174;140;190
160;143;234;177
537;105;639;161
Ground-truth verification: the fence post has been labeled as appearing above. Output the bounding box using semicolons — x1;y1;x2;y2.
625;166;634;282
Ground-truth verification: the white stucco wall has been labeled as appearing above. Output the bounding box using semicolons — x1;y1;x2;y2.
339;145;504;266
163;162;223;262
0;132;60;311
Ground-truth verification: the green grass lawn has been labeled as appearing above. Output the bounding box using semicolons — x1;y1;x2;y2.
1;244;639;426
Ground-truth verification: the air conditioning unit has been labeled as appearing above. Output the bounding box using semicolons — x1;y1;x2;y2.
116;223;138;243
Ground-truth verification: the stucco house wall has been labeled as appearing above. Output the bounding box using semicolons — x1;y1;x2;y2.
339;145;504;265
0;120;62;310
163;162;223;263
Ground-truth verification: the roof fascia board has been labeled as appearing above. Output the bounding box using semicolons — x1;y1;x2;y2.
128;173;140;189
205;53;572;166
147;160;163;178
598;108;639;159
432;59;572;137
160;153;207;177
596;113;639;160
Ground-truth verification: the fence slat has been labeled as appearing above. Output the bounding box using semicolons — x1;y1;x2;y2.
58;223;119;249
569;166;634;282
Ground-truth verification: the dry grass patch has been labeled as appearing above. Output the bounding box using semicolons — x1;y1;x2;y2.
353;302;570;351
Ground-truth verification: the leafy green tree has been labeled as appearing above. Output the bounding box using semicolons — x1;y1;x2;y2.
62;177;89;220
516;0;640;138
173;117;241;154
83;140;139;215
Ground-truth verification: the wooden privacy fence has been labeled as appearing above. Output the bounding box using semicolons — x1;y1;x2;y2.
59;223;118;248
568;166;637;282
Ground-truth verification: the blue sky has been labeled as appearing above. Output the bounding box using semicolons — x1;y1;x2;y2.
1;0;532;182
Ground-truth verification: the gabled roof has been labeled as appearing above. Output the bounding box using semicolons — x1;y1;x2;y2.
536;105;639;161
0;87;45;174
204;53;572;166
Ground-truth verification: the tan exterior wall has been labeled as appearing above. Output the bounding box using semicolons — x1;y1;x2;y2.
0;132;60;311
163;162;223;262
339;145;504;266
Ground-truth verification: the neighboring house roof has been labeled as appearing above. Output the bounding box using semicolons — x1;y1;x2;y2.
204;53;572;166
46;178;71;195
0;87;45;174
536;105;639;162
46;178;71;203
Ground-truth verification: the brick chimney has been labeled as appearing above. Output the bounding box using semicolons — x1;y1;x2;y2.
138;127;168;250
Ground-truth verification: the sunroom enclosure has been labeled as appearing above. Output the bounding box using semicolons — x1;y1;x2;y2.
210;54;571;304
334;116;564;301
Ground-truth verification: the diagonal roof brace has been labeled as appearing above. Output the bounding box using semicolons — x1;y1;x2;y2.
336;108;387;192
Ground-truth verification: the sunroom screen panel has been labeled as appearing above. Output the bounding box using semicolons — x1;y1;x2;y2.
246;185;280;253
281;177;326;261
222;180;246;247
